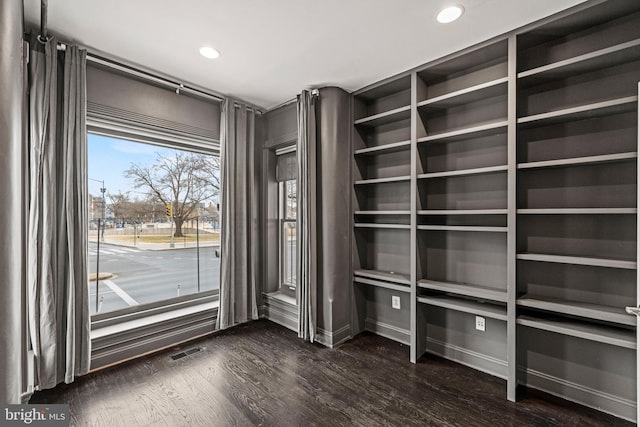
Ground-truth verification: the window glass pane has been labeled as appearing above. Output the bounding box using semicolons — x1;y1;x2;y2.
280;178;297;289
286;180;296;219
88;133;220;315
282;220;296;286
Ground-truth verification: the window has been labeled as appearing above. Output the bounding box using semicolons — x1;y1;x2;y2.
87;133;221;315
279;179;297;294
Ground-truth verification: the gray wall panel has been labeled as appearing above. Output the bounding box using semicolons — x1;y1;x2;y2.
87;64;220;140
264;102;297;149
317;87;352;338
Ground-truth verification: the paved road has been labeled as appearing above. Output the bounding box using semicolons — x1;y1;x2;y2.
89;242;220;314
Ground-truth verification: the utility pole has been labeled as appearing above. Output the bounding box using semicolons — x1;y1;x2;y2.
166;203;174;248
89;177;106;241
100;183;106;241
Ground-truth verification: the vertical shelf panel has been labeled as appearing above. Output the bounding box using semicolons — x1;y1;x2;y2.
515;1;640;421
352;76;414;345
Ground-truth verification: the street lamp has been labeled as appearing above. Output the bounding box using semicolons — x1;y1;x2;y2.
89;178;106;241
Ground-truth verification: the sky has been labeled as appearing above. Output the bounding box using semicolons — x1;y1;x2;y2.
87;134;174;199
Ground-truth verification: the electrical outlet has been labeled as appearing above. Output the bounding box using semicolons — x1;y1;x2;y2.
391;295;401;310
475;316;486;332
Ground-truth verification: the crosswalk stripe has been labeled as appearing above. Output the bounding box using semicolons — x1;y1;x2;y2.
88;247;141;256
102;279;139;306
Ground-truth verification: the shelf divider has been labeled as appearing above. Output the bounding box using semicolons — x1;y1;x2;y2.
516;253;637;270
354;223;410;230
354;276;411;293
517;152;637;170
418;165;507;179
417;279;508;303
354;105;411;127
518;38;640;79
517;295;635;326
355;210;411;215
417;77;508;108
517;316;635;349
354;140;411;156
417;121;508;144
517;208;637;215
417;295;507;321
417;225;507;233
418;209;507;215
517;96;638;126
354;175;411;185
354;269;411;285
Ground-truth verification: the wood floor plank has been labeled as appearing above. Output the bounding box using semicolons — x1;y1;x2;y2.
30;320;633;426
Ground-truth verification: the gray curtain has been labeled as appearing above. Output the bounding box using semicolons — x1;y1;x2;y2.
27;36;91;391
0;0;25;404
216;98;259;330
296;90;318;342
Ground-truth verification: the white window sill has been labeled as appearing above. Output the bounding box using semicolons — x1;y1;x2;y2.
91;300;218;340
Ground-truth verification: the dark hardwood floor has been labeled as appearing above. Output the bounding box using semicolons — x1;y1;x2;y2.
31;320;632;426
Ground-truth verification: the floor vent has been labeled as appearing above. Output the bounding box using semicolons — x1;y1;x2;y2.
170;347;202;361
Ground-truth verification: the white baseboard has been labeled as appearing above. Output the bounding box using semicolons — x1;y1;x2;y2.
519;367;636;423
262;293;298;332
364;318;410;345
316;324;352;348
426;337;507;379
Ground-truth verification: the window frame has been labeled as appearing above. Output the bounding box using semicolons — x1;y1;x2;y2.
278;178;297;297
86;127;222;322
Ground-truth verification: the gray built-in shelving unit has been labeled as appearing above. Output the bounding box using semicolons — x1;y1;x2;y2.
350;0;640;421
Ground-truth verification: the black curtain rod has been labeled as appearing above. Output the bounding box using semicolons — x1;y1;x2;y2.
39;0;48;41
86;54;224;105
85;54;264;114
29;30;263;113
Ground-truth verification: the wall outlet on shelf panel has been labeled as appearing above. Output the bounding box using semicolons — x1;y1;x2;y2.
475;316;485;332
391;296;401;309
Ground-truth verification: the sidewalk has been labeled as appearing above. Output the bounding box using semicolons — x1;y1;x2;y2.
89;237;220;251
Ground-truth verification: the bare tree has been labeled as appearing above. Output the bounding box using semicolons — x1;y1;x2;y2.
125;152;219;237
106;191;131;224
128;197;165;223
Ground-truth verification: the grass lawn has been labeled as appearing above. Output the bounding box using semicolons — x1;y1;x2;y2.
107;233;220;244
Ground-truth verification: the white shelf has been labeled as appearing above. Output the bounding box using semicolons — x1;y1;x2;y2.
418;209;507;215
417;225;507;233
354;105;411;127
417;279;507;303
517;152;637;170
417;121;508;144
354;223;410;230
418;165;507;179
417;77;508;109
353;269;411;286
354;140;411;156
518;38;640;79
516;253;637;270
517;295;635;326
517;316;636;350
354;176;410;185
418;295;507;321
517;96;638;126
354;276;411;293
517;208;637;215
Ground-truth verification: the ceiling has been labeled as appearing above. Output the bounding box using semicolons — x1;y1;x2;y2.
24;0;587;110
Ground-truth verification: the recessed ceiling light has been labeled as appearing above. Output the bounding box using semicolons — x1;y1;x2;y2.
436;5;464;24
199;46;220;59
